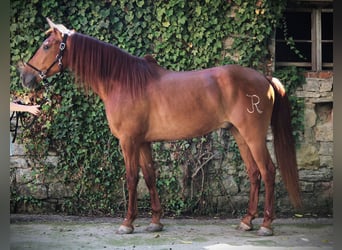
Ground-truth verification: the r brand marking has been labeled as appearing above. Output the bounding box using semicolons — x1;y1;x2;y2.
246;94;263;114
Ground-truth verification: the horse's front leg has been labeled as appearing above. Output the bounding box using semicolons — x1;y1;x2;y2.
139;142;163;232
117;138;140;234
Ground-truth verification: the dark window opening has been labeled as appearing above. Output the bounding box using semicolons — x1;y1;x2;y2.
275;1;333;71
321;11;333;68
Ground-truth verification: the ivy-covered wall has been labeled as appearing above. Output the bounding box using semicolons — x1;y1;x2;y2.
10;0;332;217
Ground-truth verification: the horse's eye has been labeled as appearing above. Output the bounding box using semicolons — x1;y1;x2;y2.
43;45;49;50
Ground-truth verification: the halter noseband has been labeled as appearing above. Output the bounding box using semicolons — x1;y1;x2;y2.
25;33;68;86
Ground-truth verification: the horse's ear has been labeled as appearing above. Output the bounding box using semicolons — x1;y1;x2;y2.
53;28;64;40
44;27;63;40
46;17;72;36
47;17;55;29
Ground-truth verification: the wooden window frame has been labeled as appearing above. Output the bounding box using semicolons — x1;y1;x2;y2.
274;4;333;71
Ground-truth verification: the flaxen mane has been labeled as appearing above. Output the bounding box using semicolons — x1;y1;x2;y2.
67;33;159;96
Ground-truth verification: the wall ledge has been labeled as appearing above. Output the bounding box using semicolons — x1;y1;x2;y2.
304;71;333;79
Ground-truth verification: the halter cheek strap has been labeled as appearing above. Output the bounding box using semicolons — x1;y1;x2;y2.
26;33;68;84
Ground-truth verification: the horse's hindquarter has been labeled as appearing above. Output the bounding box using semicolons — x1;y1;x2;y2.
219;65;275;138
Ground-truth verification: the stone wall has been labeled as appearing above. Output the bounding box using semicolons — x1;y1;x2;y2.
10;142;73;213
10;73;333;216
295;72;333;215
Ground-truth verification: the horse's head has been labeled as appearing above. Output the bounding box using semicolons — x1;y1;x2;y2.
20;18;74;89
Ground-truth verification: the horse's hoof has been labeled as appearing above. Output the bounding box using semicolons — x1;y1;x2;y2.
146;223;163;232
116;225;134;234
237;221;253;231
257;226;273;236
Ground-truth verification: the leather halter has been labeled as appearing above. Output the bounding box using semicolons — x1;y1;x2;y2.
25;33;68;86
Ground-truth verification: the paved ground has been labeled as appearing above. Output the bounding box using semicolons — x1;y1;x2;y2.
10;214;333;250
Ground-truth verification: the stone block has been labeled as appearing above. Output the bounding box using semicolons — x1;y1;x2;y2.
315;123;333;142
18;184;48;199
319;156;333;168
10;142;26;156
319;142;333;156
304;72;333;78
315;181;333;192
297;144;320;169
49;182;75;198
295;90;321;98
305;108;317;128
314;181;333;203
220;176;239;196
238;178;250;194
300;181;314;192
320;80;333;92
10;157;29;169
15;167;35;184
215;196;236;213
299;168;332;182
229;195;249;210
303;79;320;92
45;156;59;167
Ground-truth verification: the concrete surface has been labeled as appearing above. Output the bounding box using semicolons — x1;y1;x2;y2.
10;214;333;249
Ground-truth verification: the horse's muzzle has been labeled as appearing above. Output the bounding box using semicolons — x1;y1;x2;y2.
20;71;39;89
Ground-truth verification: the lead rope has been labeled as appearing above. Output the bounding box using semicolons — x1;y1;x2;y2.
9;75;61;143
10;110;21;143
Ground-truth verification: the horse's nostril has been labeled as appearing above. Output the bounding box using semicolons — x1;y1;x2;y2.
20;72;37;89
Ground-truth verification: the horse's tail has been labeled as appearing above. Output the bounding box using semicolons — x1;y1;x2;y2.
269;77;302;209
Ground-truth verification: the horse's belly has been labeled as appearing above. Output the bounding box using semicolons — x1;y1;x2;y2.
145;115;229;142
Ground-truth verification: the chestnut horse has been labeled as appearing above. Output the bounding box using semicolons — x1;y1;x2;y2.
20;18;301;236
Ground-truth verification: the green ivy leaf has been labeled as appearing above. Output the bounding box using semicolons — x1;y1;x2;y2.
162;21;170;27
136;1;144;8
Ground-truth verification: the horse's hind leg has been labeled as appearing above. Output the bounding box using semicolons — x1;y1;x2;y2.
139;142;163;232
247;138;276;236
231;127;261;231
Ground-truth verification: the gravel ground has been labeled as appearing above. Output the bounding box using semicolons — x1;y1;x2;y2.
10;214;333;250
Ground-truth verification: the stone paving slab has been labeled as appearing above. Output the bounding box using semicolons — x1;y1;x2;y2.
10;214;333;250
